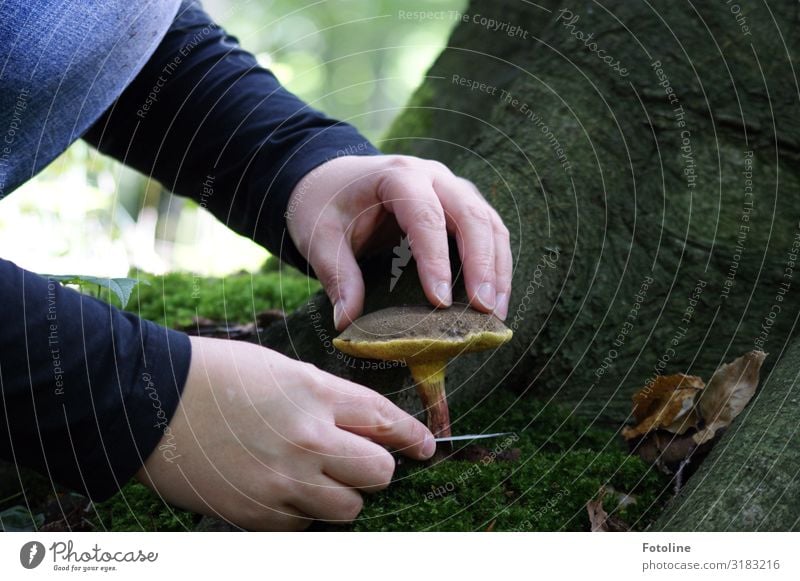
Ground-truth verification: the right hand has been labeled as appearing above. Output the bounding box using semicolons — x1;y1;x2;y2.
136;336;435;530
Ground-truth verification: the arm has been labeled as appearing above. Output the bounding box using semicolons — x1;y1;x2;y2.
83;0;378;272
0;258;190;501
70;1;510;528
0;257;434;529
76;2;437;529
84;0;512;327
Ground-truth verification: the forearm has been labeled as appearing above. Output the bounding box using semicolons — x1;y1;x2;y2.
0;258;191;500
83;0;379;271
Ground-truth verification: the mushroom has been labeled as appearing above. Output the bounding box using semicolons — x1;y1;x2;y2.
333;304;513;443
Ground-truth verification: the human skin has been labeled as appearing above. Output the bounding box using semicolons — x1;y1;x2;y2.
139;154;513;529
286;154;513;327
138;336;435;530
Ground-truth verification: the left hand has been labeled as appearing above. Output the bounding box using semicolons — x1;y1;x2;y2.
286;154;512;330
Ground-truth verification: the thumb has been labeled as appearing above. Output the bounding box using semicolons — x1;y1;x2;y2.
307;225;365;330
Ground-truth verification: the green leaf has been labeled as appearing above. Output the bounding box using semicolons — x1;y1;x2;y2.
44;275;149;308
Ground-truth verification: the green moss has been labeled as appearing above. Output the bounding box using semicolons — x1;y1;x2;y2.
348;392;670;531
91;268;320;329
88;482;198;532
73;268;319;531
74;271;669;531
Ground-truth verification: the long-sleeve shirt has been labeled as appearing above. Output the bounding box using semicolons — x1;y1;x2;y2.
0;0;379;501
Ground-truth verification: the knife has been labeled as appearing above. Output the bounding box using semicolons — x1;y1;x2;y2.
433;431;515;443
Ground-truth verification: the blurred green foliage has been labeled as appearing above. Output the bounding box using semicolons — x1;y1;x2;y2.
213;0;466;142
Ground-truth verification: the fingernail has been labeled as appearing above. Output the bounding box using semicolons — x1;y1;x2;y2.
434;281;452;306
422;433;436;458
495;292;508;320
333;301;345;329
476;282;496;310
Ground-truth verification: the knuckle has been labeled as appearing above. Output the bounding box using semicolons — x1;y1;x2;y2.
315;264;340;289
372;396;398;434
410;419;429;449
470;246;495;269
288;424;323;451
269;476;295;501
374;450;397;487
386;155;416;171
313;222;344;247
338;494;364;522
426;159;449;174
410;205;446;231
298;363;327;395
459;177;484;198
493;219;511;241
462;203;491;226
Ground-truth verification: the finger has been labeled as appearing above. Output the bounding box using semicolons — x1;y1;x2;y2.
306;221;365;330
435;176;497;314
320;431;396;492
377;174;453;308
325;374;435;460
492;211;513;319
290;474;365;524
244;504;313;532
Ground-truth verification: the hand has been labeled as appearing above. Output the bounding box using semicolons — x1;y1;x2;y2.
136;336;435;530
286;154;512;329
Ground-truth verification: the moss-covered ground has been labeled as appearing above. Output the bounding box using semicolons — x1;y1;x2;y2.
10;269;671;531
124;259;320;329
350;391;670;531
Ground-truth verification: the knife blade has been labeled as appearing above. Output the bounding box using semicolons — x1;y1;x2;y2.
433;431;515;443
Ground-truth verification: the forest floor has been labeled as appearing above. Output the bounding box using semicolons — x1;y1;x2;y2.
0;266;674;532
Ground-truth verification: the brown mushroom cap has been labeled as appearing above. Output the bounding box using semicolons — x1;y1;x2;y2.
333;303;513;364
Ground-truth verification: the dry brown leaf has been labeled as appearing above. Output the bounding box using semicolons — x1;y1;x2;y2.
632;430;698;474
693;350;767;444
586;495;608;532
621;374;705;440
586;487;629;532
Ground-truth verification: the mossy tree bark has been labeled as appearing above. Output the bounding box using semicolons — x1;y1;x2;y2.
261;0;800;527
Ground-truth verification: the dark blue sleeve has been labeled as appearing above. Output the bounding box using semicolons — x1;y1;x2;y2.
1;1;379;502
83;0;380;272
0;258;191;501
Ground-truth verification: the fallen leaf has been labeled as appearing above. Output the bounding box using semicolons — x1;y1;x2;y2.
693;350;767;444
40;493;92;532
586;487;629;532
621;374;705;440
631;430;698;475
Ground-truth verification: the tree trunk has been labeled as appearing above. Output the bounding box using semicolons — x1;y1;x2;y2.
268;0;800;530
260;0;800;522
264;0;800;416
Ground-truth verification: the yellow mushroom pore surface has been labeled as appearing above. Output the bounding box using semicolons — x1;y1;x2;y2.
332;327;512;364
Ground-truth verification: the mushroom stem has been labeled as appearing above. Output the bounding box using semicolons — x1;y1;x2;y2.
409;360;451;440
